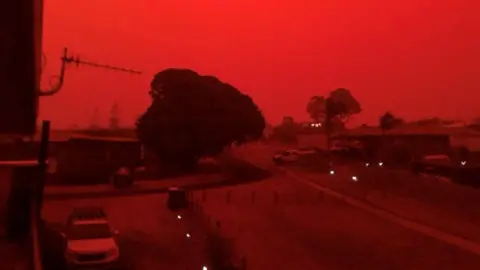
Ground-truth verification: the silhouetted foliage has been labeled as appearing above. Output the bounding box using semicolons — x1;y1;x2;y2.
306;96;326;122
307;88;361;129
273;116;299;144
136;68;265;170
379;111;404;132
328;88;362;121
262;123;275;141
378;112;409;164
307;88;361;149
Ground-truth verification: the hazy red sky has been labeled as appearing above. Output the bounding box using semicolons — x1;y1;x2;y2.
40;0;480;129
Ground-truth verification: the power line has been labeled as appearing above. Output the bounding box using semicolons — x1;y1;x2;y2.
62;55;142;75
38;48;142;96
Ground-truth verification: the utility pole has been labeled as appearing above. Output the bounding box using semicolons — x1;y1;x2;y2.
90;107;101;129
109;102;120;130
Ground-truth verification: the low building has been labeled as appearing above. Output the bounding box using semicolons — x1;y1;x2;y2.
335;126;454;159
56;136;142;180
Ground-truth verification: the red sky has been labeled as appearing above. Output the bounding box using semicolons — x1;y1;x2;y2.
40;0;480;129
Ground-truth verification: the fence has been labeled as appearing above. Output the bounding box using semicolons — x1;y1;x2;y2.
191;188;328;207
188;191;247;270
184;187;334;270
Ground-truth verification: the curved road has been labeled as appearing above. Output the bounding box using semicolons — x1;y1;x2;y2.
198;174;480;270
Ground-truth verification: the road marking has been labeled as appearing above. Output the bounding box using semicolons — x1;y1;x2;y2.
277;167;480;256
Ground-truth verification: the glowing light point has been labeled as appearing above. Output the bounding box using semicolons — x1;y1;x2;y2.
351;176;358;181
177;215;182;219
378;162;383;167
329;170;335;175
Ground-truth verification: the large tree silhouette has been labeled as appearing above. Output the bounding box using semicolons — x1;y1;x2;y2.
379;111;402;133
307;88;361;148
378;111;407;164
136;68;265;170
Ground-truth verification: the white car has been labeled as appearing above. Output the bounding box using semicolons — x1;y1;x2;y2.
273;147;320;164
330;141;348;152
421;154;450;162
329;140;363;152
63;207;120;270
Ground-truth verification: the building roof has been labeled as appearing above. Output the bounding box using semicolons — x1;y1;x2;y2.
31;129;138;142
69;134;138;142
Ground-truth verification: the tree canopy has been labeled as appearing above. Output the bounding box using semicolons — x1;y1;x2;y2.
379;111;405;132
272;116;299;144
136;68;265;169
306;88;361;129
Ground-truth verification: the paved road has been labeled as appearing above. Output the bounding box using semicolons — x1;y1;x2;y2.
233;143;480;243
197;174;480;270
42;194;211;270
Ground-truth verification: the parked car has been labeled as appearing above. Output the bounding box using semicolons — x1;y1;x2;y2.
273;147;322;165
410;154;453;175
167;187;189;211
62;207;120;270
110;166;134;189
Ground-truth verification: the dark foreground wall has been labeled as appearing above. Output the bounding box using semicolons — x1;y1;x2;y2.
0;0;43;135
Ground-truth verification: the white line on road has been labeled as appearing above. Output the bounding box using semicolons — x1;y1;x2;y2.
277;167;480;256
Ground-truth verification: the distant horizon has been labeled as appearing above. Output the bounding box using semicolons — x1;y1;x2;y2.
42;116;476;132
40;1;480;129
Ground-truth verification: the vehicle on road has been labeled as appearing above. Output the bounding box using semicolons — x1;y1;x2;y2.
62;207;120;270
272;147;321;164
410;154;456;175
365;161;384;168
330;140;350;152
109;166;134;189
330;139;365;157
167;187;189;211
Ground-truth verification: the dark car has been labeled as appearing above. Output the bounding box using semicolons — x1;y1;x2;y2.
167;187;189;211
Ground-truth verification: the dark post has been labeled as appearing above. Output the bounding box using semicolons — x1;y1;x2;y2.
0;0;42;135
35;120;50;217
325;97;334;167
